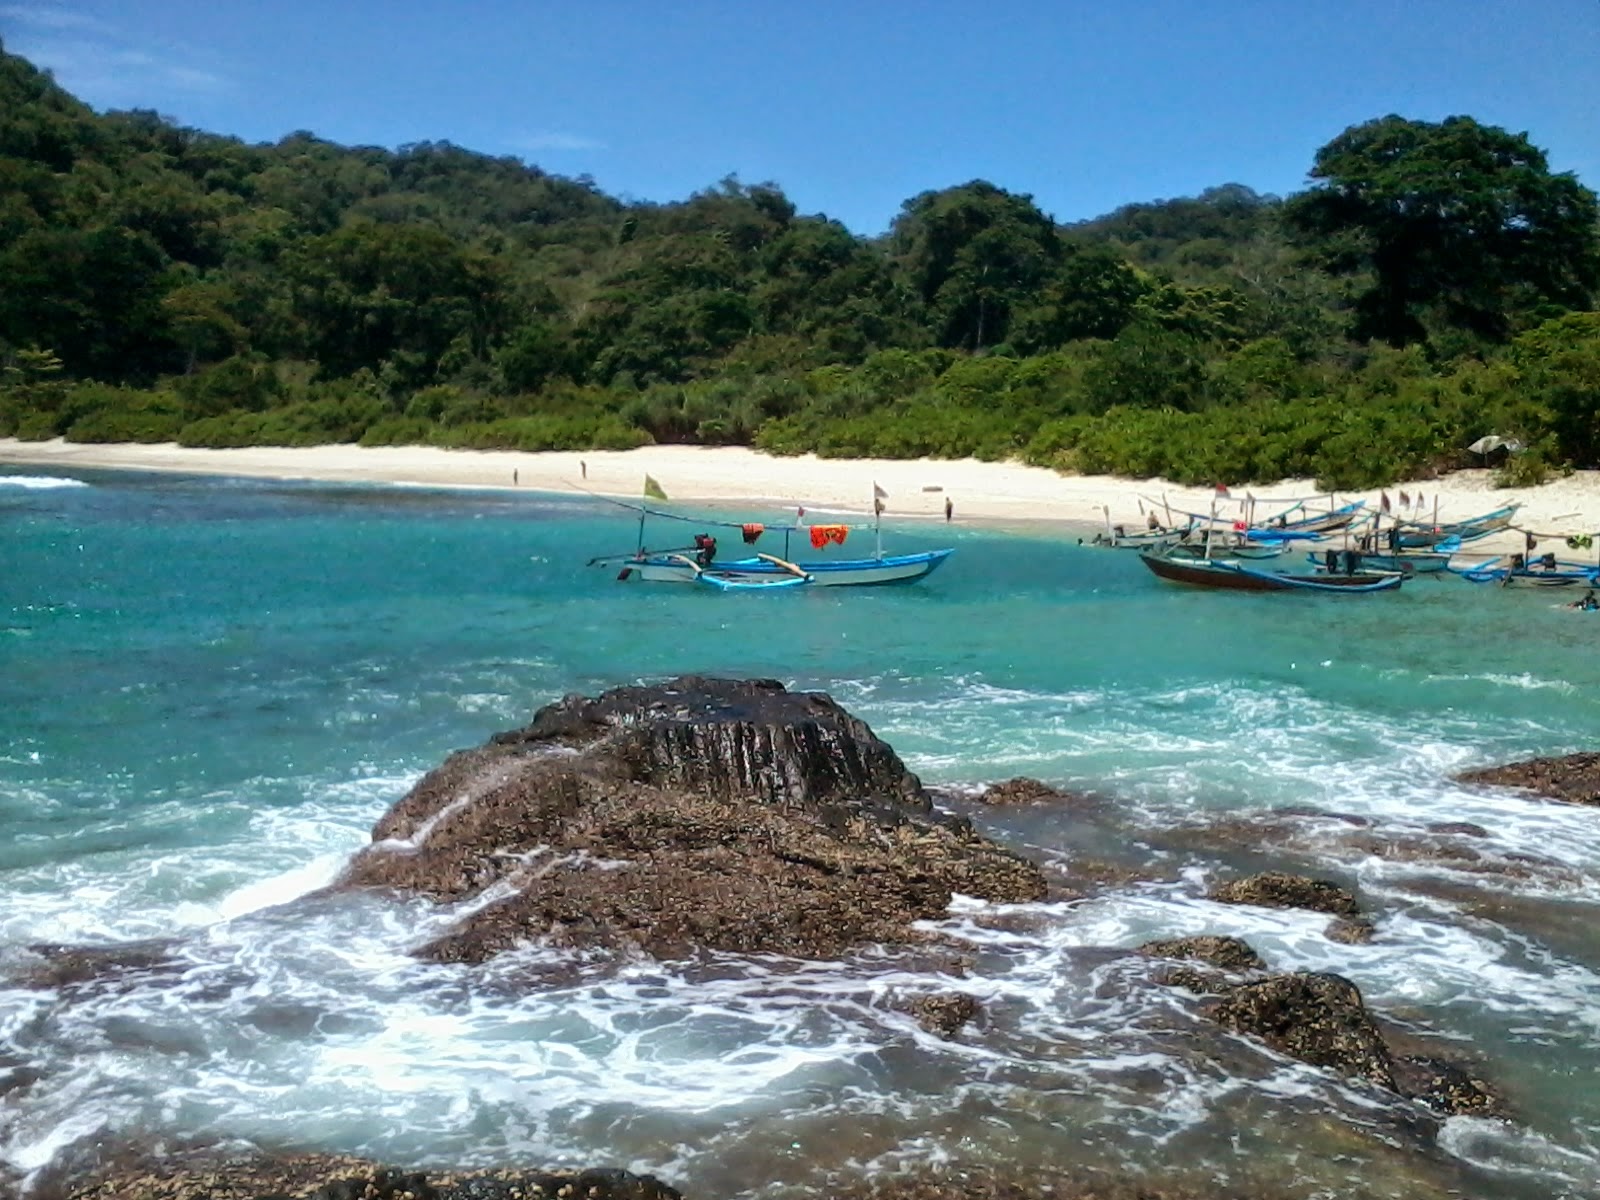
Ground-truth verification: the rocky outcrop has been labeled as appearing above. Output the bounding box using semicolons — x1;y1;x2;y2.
1207;871;1361;918
57;1150;679;1200
1456;752;1600;805
337;677;1047;963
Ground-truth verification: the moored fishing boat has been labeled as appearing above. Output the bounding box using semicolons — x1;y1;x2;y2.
1455;552;1600;587
1168;539;1288;562
590;479;954;589
1270;498;1367;535
622;547;952;587
1393;503;1519;548
1139;551;1404;593
1304;545;1456;575
1090;526;1189;550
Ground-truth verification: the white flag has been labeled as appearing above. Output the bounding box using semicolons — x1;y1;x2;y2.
873;482;888;499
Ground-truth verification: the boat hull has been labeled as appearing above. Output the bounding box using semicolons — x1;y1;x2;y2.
1304;551;1451;575
623;549;954;587
1139;552;1403;593
1459;564;1599;587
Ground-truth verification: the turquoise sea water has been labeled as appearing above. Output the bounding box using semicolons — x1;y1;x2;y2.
4;468;1600;1198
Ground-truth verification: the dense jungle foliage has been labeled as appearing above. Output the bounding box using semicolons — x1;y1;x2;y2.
2;42;1598;489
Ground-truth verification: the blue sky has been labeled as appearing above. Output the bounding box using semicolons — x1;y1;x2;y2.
3;1;1596;235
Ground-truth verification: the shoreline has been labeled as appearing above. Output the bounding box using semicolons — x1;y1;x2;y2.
6;438;1600;550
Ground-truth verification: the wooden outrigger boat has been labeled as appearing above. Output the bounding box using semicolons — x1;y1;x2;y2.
1167;540;1288;562
1139;551;1404;593
590;486;954;590
1269;499;1367;535
624;546;953;587
1455;552;1600;588
1305;547;1454;575
1393;504;1519;549
1105;496;1362;554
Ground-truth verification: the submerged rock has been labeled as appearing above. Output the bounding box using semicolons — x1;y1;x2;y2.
830;1168;1298;1199
338;677;1047;963
14;940;184;993
1203;972;1502;1118
1139;935;1266;973
906;991;984;1037
1207;871;1361;918
973;777;1084;806
1456;752;1600;806
55;1150;680;1200
1390;1054;1505;1118
1324;917;1377;945
1208;972;1397;1091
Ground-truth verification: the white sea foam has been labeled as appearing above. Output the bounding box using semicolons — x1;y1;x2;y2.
1419;671;1578;694
0;475;88;490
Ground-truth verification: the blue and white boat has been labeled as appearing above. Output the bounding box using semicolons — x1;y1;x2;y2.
591;486;954;590
623;547;953;588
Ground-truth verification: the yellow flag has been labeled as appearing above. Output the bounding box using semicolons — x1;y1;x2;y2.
643;475;668;501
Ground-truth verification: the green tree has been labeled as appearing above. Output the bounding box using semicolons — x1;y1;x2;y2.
890;181;1061;350
1286;115;1600;346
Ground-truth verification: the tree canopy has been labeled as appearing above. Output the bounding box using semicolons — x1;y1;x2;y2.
1286;114;1600;347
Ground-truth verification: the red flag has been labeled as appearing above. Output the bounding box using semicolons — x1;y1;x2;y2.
1214;484;1231;498
1380;490;1392;513
1399;489;1411;507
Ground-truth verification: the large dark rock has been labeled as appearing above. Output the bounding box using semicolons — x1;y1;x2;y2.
1456;752;1600;806
1208;972;1397;1091
1207;871;1361;918
337;677;1047;963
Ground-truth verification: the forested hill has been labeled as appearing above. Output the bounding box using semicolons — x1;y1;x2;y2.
2;42;1598;489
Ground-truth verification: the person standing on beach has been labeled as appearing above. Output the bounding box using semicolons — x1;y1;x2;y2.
513;468;519;485
944;497;953;522
581;460;587;480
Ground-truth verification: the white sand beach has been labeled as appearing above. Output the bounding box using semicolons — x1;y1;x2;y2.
6;438;1600;552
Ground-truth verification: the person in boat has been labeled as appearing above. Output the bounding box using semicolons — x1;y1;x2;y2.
693;533;718;567
1146;511;1163;532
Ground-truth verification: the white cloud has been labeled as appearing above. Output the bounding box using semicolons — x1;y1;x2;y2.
1;3;227;104
512;132;606;153
0;3;114;34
